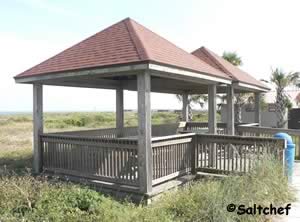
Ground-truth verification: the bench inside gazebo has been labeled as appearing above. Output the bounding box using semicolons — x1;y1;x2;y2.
15;18;285;202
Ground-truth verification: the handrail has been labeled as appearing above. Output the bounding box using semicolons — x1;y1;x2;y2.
237;123;260;127
151;133;195;142
196;133;285;147
41;133;139;186
41;133;138;142
237;125;300;136
49;123;178;134
185;122;227;127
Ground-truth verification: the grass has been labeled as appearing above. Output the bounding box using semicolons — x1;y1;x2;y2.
0;156;293;222
0;112;293;221
158;155;294;222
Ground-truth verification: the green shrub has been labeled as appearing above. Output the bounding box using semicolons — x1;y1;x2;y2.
8;116;32;123
62;116;87;127
152;112;179;124
5;111;184;129
94;113;115;123
157;155;293;222
0;149;32;172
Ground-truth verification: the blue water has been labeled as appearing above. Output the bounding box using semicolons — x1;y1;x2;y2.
0;110;117;115
0;111;31;115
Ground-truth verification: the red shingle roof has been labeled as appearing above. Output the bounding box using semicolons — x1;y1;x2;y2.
192;47;269;89
15;18;230;80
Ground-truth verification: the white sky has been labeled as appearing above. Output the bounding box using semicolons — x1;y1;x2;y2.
1;0;300;112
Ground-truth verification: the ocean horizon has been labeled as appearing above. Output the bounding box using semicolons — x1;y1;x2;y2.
0;111;32;115
0;110;119;115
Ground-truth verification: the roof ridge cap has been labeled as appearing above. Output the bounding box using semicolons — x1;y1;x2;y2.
128;19;218;66
124;19;150;60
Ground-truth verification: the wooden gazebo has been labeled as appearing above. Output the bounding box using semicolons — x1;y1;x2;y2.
14;18;283;201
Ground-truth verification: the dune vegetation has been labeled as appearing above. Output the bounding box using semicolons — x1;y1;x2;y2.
0;112;293;221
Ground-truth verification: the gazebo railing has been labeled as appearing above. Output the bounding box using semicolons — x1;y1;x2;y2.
150;133;284;186
152;133;194;185
50;123;179;138
41;134;139;186
51;127;137;138
185;122;227;134
40;124;286;193
236;124;300;159
194;134;285;174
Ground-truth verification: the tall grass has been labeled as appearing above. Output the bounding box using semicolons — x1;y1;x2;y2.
157;155;293;222
0;111;214;130
0;156;293;222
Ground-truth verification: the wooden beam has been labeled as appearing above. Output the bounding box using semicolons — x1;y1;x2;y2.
254;92;261;126
182;93;189;121
137;71;152;194
33;84;43;174
44;78;228;94
232;82;269;93
123;78;207;94
208;85;217;134
116;85;124;137
208;84;217;167
226;85;235;135
42;82;117;90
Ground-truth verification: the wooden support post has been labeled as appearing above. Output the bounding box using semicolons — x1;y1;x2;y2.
227;85;235;135
191;135;196;175
208;85;217;134
33;84;43;174
208;84;217;167
137;71;152;194
116;85;124;137
254;92;261;126
182;93;189;122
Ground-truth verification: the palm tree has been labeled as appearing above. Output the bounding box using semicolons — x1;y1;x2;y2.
295;92;300;107
222;51;250;123
222;51;243;66
176;52;249;122
267;68;299;128
190;94;208;109
176;94;208;121
234;93;255;123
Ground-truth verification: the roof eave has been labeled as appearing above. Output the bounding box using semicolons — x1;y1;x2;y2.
148;61;232;85
14;62;150;84
15;60;233;86
233;81;270;92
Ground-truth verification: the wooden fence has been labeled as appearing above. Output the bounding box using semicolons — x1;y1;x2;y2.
185;122;227;134
51;123;178;138
236;125;300;159
194;134;285;174
40;123;286;192
41;134;139;186
152;133;194;185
